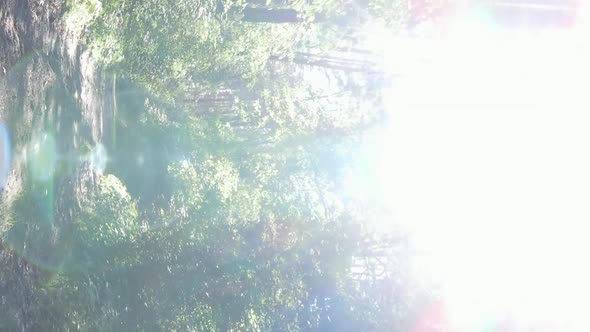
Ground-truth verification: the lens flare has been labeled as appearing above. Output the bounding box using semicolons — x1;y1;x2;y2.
27;132;58;182
0;122;11;190
89;143;108;173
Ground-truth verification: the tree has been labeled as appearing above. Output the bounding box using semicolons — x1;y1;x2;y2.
0;0;422;330
242;7;301;23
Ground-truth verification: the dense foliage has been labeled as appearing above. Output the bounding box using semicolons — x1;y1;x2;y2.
0;0;422;330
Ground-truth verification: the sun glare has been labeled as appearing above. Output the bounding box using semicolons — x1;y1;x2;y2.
365;3;590;330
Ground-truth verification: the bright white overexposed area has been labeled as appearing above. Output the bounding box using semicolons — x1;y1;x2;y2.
357;3;590;331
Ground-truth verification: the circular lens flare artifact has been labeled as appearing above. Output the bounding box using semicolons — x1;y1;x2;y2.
0;122;11;190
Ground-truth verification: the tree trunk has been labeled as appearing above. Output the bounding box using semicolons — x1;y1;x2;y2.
270;53;380;73
242;7;301;23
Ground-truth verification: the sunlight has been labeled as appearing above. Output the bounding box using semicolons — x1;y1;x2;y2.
0;122;10;190
89;143;108;174
372;4;590;331
27;131;58;183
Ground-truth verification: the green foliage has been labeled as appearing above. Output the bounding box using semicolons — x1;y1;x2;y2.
87;0;304;98
76;174;138;255
1;183;67;269
0;0;419;330
64;0;102;35
163;304;217;332
369;0;410;29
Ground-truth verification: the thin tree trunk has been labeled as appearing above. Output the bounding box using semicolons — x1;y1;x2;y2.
242;7;301;23
270;54;379;73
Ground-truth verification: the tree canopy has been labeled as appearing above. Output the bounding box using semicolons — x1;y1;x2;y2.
0;0;427;330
